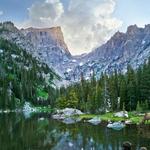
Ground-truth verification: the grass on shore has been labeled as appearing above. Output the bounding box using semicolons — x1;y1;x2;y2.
78;112;150;124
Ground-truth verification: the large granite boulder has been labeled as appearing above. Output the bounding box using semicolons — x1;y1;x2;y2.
52;108;83;120
114;111;128;118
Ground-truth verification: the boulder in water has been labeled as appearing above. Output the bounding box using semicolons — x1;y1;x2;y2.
107;122;125;130
88;117;101;125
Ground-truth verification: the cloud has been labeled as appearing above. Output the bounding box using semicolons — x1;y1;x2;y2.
19;0;122;55
23;0;64;27
0;11;3;16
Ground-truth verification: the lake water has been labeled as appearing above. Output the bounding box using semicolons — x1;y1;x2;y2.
0;113;150;150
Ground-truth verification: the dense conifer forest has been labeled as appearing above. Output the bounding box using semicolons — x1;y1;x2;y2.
57;60;150;113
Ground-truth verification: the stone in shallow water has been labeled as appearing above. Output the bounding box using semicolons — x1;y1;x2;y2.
107;122;125;130
62;117;81;124
88;117;101;125
125;120;132;125
38;117;45;121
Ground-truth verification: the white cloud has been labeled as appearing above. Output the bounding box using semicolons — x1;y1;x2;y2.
0;11;3;16
19;0;122;55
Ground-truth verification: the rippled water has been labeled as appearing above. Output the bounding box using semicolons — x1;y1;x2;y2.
0;113;150;150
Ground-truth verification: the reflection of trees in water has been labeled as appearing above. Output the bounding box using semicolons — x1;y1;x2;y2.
0;114;150;150
137;124;150;138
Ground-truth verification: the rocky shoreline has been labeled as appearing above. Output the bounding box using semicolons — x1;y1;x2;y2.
1;105;149;127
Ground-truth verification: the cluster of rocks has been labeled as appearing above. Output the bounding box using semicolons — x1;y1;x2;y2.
53;109;130;129
52;108;83;124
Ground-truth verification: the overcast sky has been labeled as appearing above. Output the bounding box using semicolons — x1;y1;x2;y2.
0;0;150;55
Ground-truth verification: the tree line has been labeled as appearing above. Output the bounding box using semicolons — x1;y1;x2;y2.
57;59;150;113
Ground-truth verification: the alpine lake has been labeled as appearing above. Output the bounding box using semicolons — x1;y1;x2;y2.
0;112;150;150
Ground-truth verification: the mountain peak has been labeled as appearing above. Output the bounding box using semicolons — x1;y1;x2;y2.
21;26;70;55
126;24;141;35
0;21;17;32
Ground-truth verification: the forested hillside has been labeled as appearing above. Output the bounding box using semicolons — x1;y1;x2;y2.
0;38;59;109
57;60;150;113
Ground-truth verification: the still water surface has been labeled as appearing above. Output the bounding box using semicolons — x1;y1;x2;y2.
0;113;150;150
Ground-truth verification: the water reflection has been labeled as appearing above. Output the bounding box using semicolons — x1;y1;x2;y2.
0;113;149;150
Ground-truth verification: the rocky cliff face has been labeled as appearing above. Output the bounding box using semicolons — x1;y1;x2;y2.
20;26;72;76
0;21;72;77
0;21;150;84
21;27;70;56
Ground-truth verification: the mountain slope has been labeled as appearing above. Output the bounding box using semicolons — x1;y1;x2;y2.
66;25;150;81
0;21;72;77
0;38;59;109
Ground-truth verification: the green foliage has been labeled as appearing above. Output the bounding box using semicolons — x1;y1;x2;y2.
36;87;48;100
57;89;79;109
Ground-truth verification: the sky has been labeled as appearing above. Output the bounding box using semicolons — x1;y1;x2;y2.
0;0;150;55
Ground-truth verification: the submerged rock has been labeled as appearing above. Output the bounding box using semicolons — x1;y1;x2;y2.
114;111;128;118
88;117;101;125
107;122;125;130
